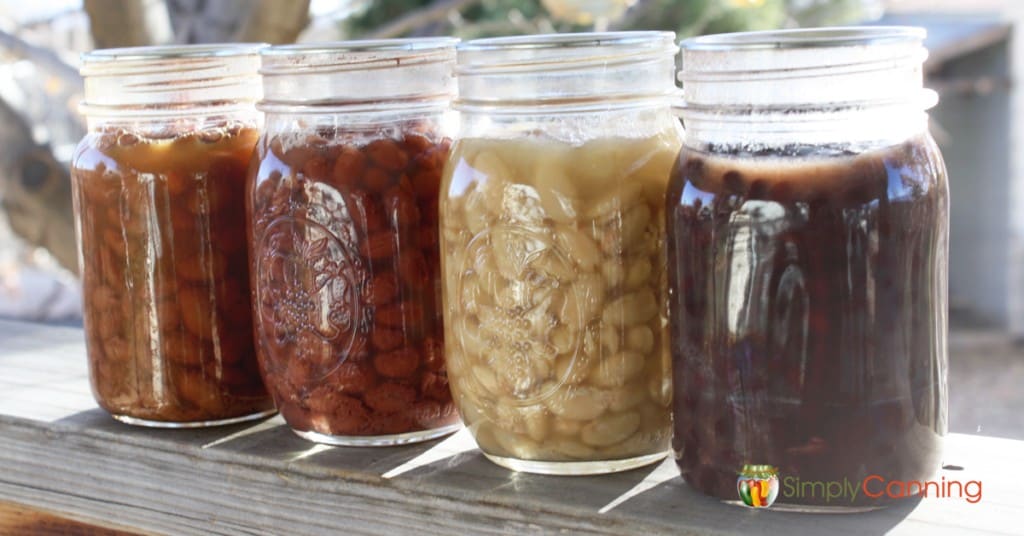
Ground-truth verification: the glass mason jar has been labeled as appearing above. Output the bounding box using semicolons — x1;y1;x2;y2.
248;39;460;446
667;28;948;510
71;45;275;426
440;32;683;475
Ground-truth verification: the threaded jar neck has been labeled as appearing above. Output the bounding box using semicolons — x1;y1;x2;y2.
455;31;679;113
80;43;265;120
677;27;935;150
258;38;458;113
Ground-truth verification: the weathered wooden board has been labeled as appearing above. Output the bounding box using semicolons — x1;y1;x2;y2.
0;500;143;536
0;319;1018;535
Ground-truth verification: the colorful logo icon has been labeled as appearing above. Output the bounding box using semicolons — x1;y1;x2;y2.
737;465;780;508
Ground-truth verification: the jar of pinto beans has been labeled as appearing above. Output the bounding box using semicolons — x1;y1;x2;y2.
248;39;460;446
71;45;275;426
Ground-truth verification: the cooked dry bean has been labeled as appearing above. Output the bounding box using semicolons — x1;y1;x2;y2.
590;350;645;388
624;257;653;291
552;417;583;437
581;411;640;447
550;326;575;355
609;382;647;411
553;438;599;459
626;325;655;354
602;289;658;326
544;386;609;421
600;324;620;356
555;226;601;271
601;262;625;288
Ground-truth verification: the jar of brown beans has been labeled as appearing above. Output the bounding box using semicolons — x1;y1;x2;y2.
248;39;460;446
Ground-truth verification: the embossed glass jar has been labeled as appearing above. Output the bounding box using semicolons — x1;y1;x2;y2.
440;32;683;474
667;28;948;510
248;39;460;446
71;44;275;426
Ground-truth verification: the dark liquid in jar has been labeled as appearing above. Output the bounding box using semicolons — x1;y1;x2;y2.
72;125;273;423
248;125;458;437
666;136;948;506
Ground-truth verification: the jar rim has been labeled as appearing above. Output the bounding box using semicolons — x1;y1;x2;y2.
262;37;460;57
681;26;925;51
459;31;675;52
81;43;267;63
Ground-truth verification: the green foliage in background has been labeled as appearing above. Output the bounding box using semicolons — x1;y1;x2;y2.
625;0;785;36
346;0;877;39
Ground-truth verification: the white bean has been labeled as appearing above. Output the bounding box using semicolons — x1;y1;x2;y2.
601;262;625;288
471;365;500;394
600;324;620;356
581;411;641;447
473;151;512;214
455;392;487;423
609;383;648;412
599;203;652;255
589;350;645;388
572;272;605;324
585;181;643;221
626;325;655;354
501;183;547;227
552;417;583;437
639;400;670;432
553;353;590;386
624;257;653;291
457;318;486;360
550;326;576;355
463;190;491;235
535;249;577;282
534;158;580;224
553;438;599;459
620;203;652;245
647;370;672;407
602;289;658;326
524;406;550;443
460;275;486;315
543;386;609;420
492;426;542;459
555;226;601;271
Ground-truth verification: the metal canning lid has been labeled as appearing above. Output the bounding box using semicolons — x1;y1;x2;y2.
680;26;925;51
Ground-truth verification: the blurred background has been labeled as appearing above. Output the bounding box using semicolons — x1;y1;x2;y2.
0;0;1020;439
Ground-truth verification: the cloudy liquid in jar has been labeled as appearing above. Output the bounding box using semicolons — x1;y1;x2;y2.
441;129;679;470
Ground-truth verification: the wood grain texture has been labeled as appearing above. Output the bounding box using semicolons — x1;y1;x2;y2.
0;319;1019;535
0;500;143;536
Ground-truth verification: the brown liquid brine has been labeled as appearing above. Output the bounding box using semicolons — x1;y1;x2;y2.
666;137;948;506
72;125;273;423
247;124;458;438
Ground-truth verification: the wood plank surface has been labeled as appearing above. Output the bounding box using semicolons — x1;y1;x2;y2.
0;501;143;536
0;319;1018;535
